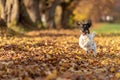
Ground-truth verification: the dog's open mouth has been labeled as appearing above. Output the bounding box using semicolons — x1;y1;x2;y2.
82;31;88;35
82;32;86;35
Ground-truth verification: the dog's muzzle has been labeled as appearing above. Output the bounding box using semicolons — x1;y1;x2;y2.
81;30;89;35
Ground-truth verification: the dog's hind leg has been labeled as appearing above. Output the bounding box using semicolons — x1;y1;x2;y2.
87;51;89;54
92;32;96;38
86;50;91;54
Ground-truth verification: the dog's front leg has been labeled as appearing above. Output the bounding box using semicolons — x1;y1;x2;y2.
93;50;97;56
93;43;97;56
83;41;89;47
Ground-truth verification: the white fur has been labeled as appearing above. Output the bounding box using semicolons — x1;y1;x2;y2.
79;32;97;56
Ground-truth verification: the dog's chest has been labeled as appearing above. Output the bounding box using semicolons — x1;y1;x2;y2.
80;35;91;45
79;34;94;51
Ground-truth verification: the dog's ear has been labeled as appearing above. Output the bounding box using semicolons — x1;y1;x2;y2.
87;20;92;28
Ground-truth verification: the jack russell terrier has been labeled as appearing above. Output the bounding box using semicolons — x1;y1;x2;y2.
77;20;97;56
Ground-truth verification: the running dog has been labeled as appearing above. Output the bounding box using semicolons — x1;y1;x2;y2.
77;20;97;56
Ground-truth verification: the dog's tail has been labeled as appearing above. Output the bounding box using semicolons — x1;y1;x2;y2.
92;32;96;38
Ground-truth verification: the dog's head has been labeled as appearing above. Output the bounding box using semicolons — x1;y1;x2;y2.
76;20;92;35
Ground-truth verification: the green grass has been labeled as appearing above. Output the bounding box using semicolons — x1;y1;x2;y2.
91;23;120;33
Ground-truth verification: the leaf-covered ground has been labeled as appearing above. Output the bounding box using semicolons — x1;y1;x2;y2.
0;30;120;80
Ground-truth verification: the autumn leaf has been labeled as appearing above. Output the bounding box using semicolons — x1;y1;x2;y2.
0;30;120;79
115;72;120;78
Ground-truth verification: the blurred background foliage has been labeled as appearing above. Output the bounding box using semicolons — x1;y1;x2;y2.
0;0;119;33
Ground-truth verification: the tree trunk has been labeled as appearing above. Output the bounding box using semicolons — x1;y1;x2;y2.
0;0;6;21
20;0;44;28
23;0;40;23
0;0;6;26
46;0;61;29
0;0;43;28
0;0;19;26
60;0;79;28
61;7;72;28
